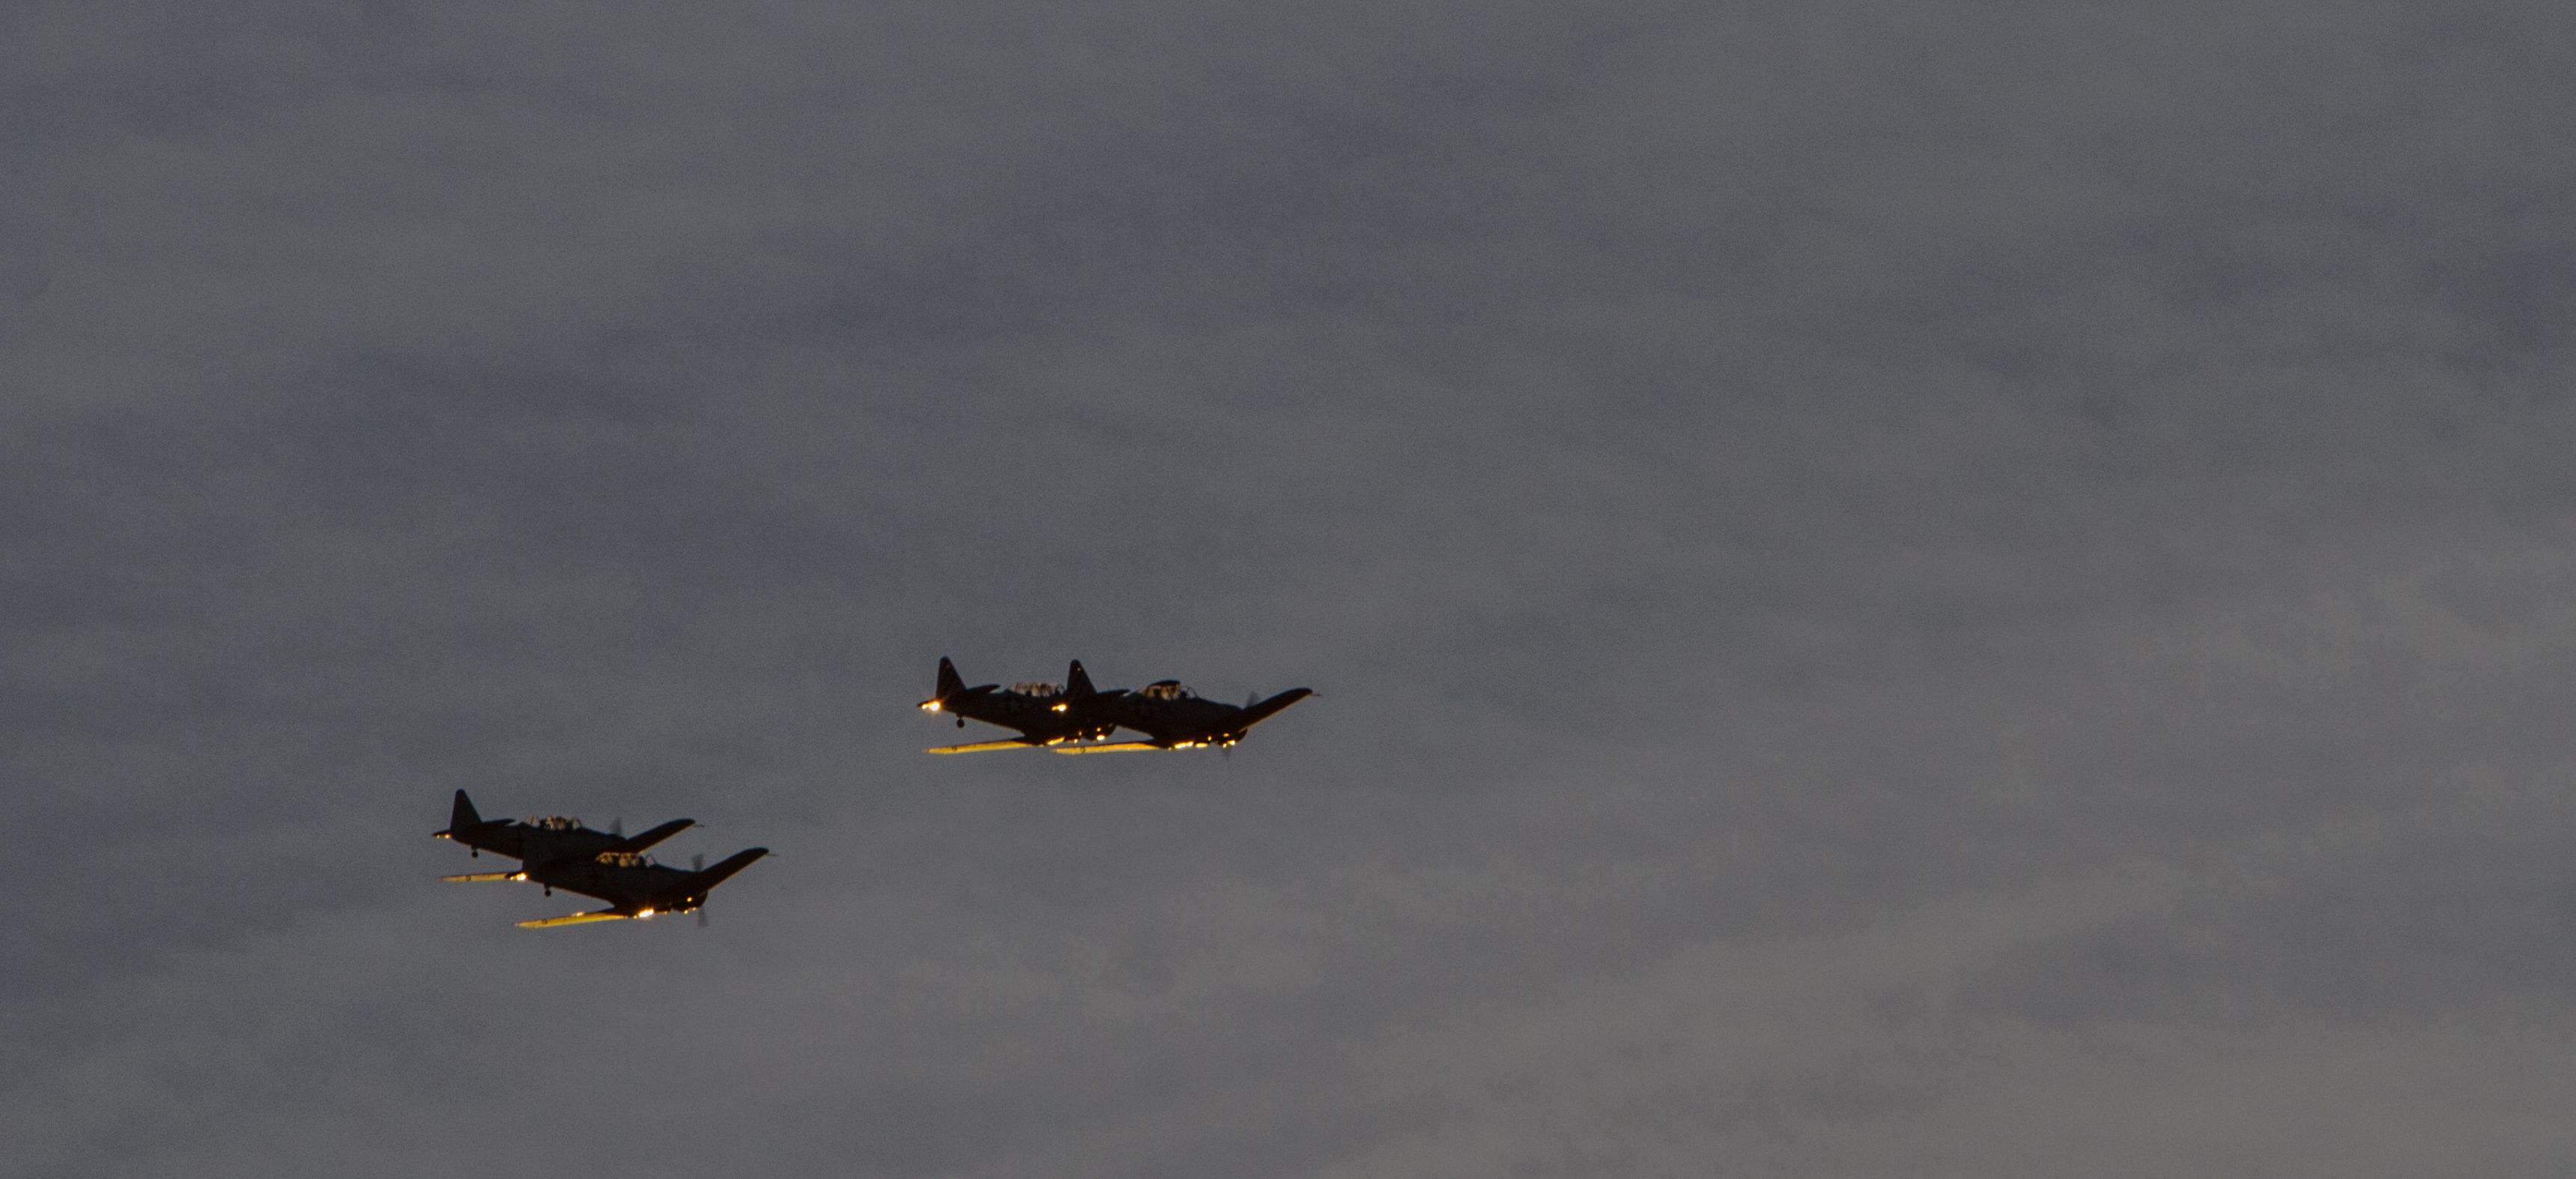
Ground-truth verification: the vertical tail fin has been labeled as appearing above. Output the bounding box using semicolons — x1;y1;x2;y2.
1067;659;1097;699
936;657;966;700
448;789;482;834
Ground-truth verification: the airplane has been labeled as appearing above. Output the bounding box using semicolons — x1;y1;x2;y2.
1055;678;1314;754
431;789;693;883
917;657;1124;753
513;846;771;928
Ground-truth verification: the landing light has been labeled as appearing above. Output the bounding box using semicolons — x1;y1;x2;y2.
637;908;657;918
921;701;942;712
1050;703;1067;712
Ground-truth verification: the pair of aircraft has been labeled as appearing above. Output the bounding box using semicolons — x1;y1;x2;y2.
433;790;767;927
918;658;1312;754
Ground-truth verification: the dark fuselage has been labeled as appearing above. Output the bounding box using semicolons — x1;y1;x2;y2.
952;688;1115;743
442;819;619;866
1094;682;1313;748
435;795;693;873
524;849;769;917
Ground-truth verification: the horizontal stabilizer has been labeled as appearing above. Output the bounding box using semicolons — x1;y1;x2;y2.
440;872;524;883
1050;741;1168;755
516;909;634;929
925;739;1043;754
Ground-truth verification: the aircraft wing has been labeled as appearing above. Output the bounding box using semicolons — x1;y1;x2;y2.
604;818;694;855
924;739;1043;754
440;872;525;883
1231;688;1314;729
515;909;636;929
1049;741;1168;754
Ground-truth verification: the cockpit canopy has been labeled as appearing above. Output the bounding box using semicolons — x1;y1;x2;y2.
1007;682;1066;697
1137;680;1195;701
596;852;654;868
527;816;584;831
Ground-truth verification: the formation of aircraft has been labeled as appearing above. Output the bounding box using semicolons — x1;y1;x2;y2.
430;656;1311;930
918;658;1312;754
434;789;767;928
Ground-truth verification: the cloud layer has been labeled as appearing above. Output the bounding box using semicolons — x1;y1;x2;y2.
8;1;2575;1175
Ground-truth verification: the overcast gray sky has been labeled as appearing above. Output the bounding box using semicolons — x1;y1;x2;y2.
7;1;2576;1175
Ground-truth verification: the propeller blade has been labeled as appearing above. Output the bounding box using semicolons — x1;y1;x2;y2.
697;910;709;929
611;818;623;837
693;853;705;872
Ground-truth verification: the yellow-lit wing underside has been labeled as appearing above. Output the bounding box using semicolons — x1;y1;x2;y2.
1049;742;1168;754
515;910;635;928
440;872;524;882
924;739;1043;754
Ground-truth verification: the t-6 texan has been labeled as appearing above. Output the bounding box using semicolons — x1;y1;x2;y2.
917;657;1123;753
1052;679;1314;754
509;846;770;928
431;789;694;879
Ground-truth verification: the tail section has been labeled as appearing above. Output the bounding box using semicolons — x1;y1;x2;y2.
440;789;484;837
923;658;998;712
1066;660;1098;699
